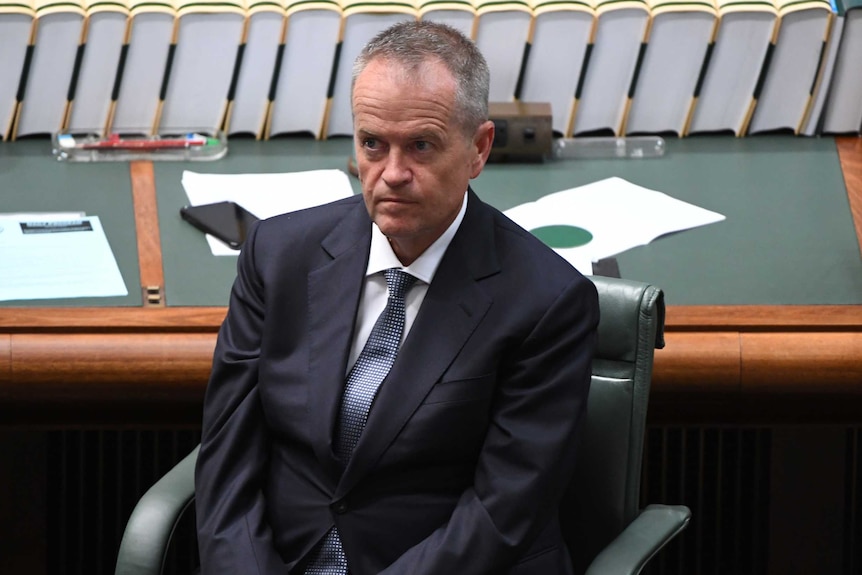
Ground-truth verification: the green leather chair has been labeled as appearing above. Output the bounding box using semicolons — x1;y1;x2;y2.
563;276;690;575
114;275;690;575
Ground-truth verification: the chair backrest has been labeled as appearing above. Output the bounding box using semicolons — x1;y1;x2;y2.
561;275;665;574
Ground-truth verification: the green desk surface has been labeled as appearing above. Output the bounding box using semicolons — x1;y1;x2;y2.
157;136;862;307
0;140;142;307
155;138;361;306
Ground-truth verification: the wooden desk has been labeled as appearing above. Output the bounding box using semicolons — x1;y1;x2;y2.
1;137;861;425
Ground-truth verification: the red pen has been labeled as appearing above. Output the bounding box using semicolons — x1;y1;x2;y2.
58;133;219;151
85;133;214;149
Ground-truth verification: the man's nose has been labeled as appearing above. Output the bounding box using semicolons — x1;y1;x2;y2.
382;150;412;187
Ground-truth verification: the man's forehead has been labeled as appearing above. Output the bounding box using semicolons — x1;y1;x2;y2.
353;106;450;141
359;56;454;87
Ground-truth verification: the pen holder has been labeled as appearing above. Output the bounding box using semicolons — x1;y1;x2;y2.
52;131;228;162
552;136;666;160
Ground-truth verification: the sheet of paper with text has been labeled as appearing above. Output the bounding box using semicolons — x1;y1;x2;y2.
0;214;127;301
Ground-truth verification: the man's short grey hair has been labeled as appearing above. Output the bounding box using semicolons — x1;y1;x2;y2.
352;20;490;135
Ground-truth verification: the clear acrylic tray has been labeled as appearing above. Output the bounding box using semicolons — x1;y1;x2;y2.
52;131;228;162
552;136;666;160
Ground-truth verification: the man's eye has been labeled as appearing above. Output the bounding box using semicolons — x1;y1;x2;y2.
362;138;378;149
414;141;431;152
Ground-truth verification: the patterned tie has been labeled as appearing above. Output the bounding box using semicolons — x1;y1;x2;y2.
305;268;417;575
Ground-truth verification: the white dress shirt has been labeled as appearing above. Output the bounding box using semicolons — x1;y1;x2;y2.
346;192;468;371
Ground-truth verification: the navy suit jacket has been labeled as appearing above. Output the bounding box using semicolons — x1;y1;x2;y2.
195;189;599;575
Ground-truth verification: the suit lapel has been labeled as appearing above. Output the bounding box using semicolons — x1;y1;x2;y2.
307;202;372;479
335;190;500;498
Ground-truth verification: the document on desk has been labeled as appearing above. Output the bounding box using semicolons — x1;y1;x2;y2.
0;214;128;301
504;177;726;274
182;169;354;255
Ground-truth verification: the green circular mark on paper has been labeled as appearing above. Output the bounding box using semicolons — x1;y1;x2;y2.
530;225;593;248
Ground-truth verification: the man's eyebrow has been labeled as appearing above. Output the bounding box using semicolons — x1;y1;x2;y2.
355;129;380;139
407;129;445;142
354;129;443;143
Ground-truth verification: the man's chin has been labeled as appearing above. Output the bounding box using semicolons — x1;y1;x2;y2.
373;213;414;236
376;224;411;241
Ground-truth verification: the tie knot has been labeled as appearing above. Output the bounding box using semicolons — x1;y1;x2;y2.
384;268;417;300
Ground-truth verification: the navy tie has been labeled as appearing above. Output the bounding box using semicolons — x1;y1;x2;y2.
305;268;417;575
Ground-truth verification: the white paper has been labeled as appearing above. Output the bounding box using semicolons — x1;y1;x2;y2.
0;211;85;220
0;214;128;302
181;169;355;255
504;177;725;274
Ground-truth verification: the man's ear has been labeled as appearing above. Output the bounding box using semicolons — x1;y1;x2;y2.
469;120;495;179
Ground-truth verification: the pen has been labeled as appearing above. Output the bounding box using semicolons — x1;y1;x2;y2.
57;133;220;151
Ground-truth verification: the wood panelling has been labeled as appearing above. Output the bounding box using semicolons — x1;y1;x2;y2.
0;327;859;409
743;332;862;393
837;136;862;253
4;333;214;393
654;332;740;392
0;334;10;385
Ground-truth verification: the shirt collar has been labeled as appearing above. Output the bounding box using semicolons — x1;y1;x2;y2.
366;191;468;284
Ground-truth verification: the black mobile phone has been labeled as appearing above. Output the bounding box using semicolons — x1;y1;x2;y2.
180;201;260;249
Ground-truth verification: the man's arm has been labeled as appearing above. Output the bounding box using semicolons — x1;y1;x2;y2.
379;275;599;574
195;224;286;574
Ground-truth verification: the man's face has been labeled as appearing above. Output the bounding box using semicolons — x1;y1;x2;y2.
352;57;493;264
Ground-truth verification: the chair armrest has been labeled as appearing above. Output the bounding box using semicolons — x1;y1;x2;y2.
115;446;200;575
584;504;691;575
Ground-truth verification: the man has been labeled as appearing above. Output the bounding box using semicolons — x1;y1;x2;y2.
196;20;599;575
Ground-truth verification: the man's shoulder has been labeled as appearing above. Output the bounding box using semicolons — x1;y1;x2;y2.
245;194;367;266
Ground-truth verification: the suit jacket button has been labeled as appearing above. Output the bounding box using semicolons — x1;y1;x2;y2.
332;500;348;514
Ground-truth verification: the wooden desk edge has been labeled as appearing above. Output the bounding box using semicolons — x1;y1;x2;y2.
1;306;860;405
1;304;860;331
